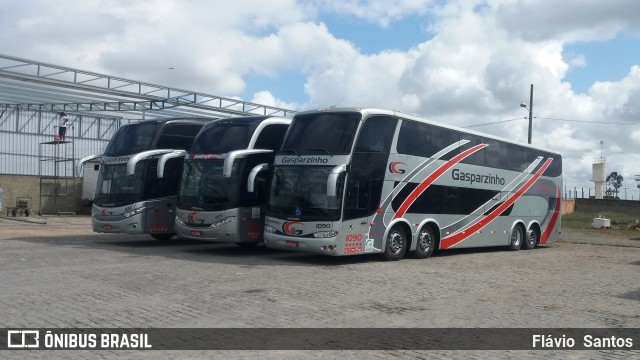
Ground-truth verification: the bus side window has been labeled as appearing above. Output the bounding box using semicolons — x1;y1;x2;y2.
254;124;289;151
147;157;182;198
346;116;397;220
345;171;369;211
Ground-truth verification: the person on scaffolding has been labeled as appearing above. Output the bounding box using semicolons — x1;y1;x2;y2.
57;111;69;141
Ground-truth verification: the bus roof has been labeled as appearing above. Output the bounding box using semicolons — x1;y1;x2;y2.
293;107;561;156
119;116;216;128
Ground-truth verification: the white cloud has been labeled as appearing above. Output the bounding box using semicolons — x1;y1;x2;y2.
250;90;299;112
567;54;587;69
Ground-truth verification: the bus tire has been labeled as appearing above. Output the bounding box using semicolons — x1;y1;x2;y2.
508;224;524;251
151;233;174;241
382;225;407;261
413;225;435;259
523;227;539;250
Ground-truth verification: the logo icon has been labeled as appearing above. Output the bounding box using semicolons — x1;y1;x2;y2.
283;221;304;236
188;211;203;224
388;162;406;174
7;330;39;348
295;207;303;216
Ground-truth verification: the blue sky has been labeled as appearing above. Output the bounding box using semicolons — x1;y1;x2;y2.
1;0;640;192
563;32;640;94
243;13;436;104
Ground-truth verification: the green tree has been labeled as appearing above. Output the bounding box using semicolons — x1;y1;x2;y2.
606;172;624;198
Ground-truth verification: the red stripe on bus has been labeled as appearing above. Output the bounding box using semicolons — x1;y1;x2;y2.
441;158;553;249
540;186;561;244
393;144;487;220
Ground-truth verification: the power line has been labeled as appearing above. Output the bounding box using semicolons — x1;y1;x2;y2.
535;117;639;125
465;117;525;128
465;116;639;128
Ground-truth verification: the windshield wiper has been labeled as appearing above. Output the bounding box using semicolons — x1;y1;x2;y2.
305;148;332;156
279;148;299;156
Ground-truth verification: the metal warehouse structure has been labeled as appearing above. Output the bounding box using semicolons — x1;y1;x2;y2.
0;54;296;214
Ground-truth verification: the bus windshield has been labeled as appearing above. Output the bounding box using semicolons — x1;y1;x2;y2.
103;122;160;156
94;163;145;206
191;121;260;154
268;166;344;221
178;160;240;210
279;112;361;155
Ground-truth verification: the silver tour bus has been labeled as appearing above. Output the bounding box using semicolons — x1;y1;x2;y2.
78;117;213;240
264;108;562;260
173;116;291;245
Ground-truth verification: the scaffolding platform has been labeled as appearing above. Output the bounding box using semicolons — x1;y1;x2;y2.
39;135;76;215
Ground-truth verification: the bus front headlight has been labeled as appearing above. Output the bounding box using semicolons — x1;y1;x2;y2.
210;216;237;228
313;231;338;238
264;225;277;234
122;206;148;218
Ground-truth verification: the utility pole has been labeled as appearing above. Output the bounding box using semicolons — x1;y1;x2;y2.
527;84;533;144
520;84;534;144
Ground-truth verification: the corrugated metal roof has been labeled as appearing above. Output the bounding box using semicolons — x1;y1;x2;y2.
0;54;296;120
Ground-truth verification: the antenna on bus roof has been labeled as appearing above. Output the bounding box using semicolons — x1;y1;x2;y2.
330;97;344;109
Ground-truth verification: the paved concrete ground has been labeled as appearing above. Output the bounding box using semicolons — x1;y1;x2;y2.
0;215;638;359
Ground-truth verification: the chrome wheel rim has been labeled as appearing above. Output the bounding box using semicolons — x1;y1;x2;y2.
511;228;522;247
388;231;404;255
527;230;537;246
418;230;432;253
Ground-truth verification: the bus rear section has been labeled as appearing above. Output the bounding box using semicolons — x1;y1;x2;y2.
174;116;291;245
82;118;212;240
264;108;562;260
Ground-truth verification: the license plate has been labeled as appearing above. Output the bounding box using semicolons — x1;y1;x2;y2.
103;224;112;231
286;240;299;248
191;230;202;237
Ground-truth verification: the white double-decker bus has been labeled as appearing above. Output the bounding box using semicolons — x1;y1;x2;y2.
264;108;562;260
174;116;291;245
79;117;212;240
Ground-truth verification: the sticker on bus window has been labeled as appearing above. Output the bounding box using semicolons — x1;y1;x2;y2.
251;207;260;218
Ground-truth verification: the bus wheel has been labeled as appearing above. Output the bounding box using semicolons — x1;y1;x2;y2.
508;225;523;251
151;233;174;241
382;226;407;261
523;228;539;250
413;226;435;259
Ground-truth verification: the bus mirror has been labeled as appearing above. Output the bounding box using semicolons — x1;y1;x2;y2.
223;149;273;178
76;154;102;176
327;164;348;197
157;150;187;178
127;149;174;175
247;163;270;193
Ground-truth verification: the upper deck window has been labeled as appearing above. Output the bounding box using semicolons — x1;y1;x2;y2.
191;120;260;154
104;121;160;156
280;112;361;155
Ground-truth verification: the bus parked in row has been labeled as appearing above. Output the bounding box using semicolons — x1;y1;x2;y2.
78;117;213;240
263;108;562;260
172;116;291;245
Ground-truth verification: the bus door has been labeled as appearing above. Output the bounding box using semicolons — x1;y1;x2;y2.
342;169;379;255
144;156;183;234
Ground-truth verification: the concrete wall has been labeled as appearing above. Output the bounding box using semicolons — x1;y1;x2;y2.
574;198;640;216
0;174;85;216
